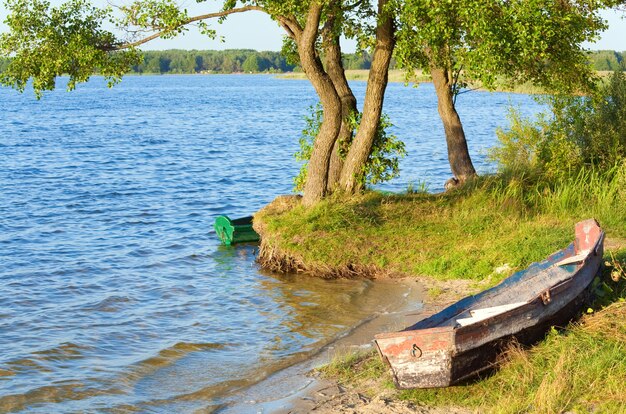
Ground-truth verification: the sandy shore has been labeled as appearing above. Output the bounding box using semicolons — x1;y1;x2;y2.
218;277;474;414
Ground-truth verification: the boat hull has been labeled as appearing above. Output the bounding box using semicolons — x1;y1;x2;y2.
214;215;260;245
375;219;604;389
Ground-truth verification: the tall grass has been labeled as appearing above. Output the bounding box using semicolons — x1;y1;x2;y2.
478;162;626;235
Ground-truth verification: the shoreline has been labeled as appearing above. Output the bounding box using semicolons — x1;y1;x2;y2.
244;181;626;413
218;277;475;413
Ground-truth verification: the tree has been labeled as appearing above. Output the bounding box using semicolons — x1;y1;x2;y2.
338;0;395;193
0;0;402;206
242;53;260;72
589;50;623;71
393;0;625;187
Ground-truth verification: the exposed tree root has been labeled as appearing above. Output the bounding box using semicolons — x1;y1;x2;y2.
256;239;389;279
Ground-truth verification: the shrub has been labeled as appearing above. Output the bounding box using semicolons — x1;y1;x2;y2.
491;71;626;178
294;103;405;191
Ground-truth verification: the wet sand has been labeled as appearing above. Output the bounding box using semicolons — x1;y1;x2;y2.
219;277;474;414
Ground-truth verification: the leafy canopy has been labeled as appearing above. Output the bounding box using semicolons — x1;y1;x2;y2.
294;103;405;192
393;0;625;94
0;0;141;97
0;0;378;97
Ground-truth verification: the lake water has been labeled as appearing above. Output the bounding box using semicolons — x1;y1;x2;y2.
0;75;542;412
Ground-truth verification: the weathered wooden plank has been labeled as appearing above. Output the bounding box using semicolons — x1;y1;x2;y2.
555;251;589;267
375;328;455;388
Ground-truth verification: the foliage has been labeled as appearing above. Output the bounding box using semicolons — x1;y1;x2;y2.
3;48;622;78
342;51;372;70
130;49;294;74
346;111;406;186
293;103;324;192
293;104;405;192
589;49;625;71
0;0;141;98
241;54;261;72
259;164;626;281
393;0;623;94
491;71;626;178
0;0;312;95
0;48;388;76
490;109;584;180
115;0;192;40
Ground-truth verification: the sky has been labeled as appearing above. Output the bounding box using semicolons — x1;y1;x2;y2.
134;7;626;52
0;3;624;52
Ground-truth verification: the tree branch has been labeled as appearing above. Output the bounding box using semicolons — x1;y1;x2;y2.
106;5;265;50
276;15;302;40
301;2;323;48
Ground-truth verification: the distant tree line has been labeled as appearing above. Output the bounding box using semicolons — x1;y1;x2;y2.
588;50;626;71
0;49;375;75
128;49;376;74
0;49;623;76
131;49;294;74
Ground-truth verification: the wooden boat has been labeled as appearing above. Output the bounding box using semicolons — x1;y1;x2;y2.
214;215;260;245
374;219;604;389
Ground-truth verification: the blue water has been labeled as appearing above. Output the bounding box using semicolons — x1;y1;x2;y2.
0;75;542;412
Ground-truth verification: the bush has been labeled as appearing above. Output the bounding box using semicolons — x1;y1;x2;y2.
491;71;626;178
294;104;405;192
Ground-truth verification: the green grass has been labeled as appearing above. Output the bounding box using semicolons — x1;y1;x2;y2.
319;252;626;413
277;69;431;84
277;70;547;93
281;166;626;412
257;166;626;283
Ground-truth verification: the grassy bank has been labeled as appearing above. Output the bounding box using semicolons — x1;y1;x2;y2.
258;73;626;411
276;69;428;83
276;69;551;94
255;166;626;283
256;165;626;412
319;255;626;413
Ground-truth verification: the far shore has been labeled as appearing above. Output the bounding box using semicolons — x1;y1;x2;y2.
117;69;620;95
121;69;553;94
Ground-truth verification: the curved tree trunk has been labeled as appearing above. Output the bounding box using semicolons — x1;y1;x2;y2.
323;29;358;193
430;66;477;183
339;0;395;193
297;4;343;206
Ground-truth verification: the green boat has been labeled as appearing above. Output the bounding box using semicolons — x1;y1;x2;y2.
214;215;260;245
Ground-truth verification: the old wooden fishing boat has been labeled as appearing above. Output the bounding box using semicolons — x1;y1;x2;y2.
374;218;604;389
214;215;260;245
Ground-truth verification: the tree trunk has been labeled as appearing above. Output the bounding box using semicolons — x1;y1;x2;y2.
430;66;477;183
339;0;395;193
297;4;343;206
324;30;357;193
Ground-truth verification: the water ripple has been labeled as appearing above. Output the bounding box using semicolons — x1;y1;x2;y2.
0;74;542;412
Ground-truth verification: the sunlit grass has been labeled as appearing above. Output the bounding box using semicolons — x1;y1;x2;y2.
256;166;626;282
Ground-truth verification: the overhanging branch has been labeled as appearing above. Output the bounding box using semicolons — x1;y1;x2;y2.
105;5;265;50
